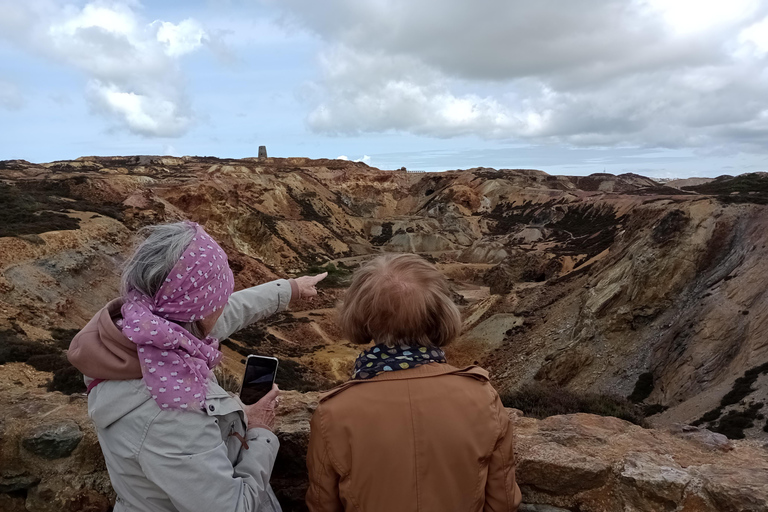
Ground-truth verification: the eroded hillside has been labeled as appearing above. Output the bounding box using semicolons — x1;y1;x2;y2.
1;156;768;445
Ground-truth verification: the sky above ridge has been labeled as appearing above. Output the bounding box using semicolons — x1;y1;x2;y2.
1;0;768;177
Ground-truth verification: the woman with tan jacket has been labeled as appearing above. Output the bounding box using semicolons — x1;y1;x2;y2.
306;254;522;512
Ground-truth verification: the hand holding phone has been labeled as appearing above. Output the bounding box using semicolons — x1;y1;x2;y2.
240;355;279;405
244;384;279;431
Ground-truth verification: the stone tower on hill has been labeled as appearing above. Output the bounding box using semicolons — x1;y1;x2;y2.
258;146;268;158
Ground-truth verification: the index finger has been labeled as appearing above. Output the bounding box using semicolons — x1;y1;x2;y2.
310;272;328;284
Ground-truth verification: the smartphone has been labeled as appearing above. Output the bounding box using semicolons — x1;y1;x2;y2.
240;355;279;405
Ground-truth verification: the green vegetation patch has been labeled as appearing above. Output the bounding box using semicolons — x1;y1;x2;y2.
692;361;768;437
370;222;394;246
50;328;80;349
708;403;764;440
651;210;688;245
629;372;655;403
0;181;124;238
0;184;80;237
0;329;85;394
298;262;352;288
486;200;624;262
47;366;87;395
500;382;646;426
683;173;768;205
275;359;326;392
0;329;61;365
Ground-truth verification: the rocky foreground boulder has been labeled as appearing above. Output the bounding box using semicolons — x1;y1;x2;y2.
2;364;766;512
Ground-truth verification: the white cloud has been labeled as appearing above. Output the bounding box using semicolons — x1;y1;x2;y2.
271;0;768;152
89;81;192;137
0;1;207;137
642;0;760;35
740;16;768;55
155;19;206;57
335;154;370;164
0;79;24;110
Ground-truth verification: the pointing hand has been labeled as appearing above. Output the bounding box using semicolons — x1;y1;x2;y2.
295;272;328;299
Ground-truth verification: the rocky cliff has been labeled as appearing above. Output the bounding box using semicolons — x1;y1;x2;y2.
2;156;768;510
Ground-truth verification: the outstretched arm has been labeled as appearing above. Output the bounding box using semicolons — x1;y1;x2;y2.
210;273;326;340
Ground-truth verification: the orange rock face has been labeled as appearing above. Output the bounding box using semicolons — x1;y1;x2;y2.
2;156;768;510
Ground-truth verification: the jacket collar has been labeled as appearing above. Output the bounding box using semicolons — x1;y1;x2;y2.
319;363;489;403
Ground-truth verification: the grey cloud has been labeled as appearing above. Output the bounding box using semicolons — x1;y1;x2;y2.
270;0;768;152
272;0;768;82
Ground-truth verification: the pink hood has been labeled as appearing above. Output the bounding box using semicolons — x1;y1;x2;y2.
67;299;142;380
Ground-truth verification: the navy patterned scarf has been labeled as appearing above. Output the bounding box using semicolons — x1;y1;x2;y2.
352;343;447;380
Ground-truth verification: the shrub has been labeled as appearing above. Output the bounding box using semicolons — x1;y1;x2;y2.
720;373;759;406
642;403;668;416
694;362;768;426
500;382;646;426
0;330;61;364
221;339;251;357
709;403;763;439
213;366;242;395
0;184;81;237
26;354;69;373
50;328;80;349
629;372;654;403
692;408;722;426
275;359;323;392
297;263;352;288
0;329;84;394
48;366;86;394
232;323;271;348
0;181;124;238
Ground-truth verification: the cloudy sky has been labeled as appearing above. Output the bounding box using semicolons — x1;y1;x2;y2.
2;0;768;177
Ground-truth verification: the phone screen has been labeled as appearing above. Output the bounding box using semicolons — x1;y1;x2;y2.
240;356;278;405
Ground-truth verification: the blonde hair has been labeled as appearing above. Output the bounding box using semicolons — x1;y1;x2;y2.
339;254;461;347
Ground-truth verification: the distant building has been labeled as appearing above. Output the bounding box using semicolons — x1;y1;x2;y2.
258;146;268;159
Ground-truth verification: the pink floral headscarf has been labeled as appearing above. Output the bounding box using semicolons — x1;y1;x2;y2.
121;222;234;410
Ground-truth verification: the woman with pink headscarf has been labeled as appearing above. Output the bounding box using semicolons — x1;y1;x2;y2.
68;221;326;512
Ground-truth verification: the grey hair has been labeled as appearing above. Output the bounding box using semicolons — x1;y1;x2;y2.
121;222;196;297
121;222;206;338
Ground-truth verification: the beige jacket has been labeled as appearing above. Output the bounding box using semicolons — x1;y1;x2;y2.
306;363;522;512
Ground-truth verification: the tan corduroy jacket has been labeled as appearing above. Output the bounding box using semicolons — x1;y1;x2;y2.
306;363;522;512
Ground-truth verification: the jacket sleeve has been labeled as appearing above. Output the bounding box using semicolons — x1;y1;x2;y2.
139;409;281;512
306;406;344;512
210;279;293;341
484;394;522;512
